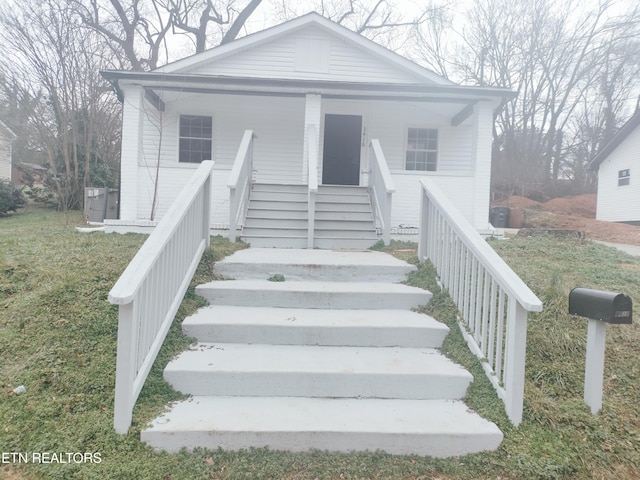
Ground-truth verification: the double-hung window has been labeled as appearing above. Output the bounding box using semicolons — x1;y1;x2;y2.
618;169;630;186
179;115;212;164
406;128;438;171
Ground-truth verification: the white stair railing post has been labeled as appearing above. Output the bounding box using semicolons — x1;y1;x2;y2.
418;178;541;426
110;160;215;434
307;125;319;249
369;139;395;245
228;130;255;242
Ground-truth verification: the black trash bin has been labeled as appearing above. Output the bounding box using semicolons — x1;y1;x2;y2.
490;206;510;228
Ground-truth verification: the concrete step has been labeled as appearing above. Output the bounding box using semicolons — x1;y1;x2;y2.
141;396;504;456
213;248;416;282
195;280;431;309
164;343;472;399
239;236;307;249
182;306;449;348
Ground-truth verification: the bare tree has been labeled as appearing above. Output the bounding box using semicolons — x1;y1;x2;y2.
415;0;640;198
0;0;121;212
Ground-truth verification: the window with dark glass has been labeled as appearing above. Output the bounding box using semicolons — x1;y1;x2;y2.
179;115;212;163
619;169;630;186
406;128;438;171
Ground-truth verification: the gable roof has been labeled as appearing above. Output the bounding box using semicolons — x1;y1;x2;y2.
588;109;640;170
155;12;452;86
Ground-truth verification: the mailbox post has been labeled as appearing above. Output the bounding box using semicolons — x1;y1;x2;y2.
568;288;632;414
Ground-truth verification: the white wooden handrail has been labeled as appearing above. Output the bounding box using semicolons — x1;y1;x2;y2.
307;124;319;248
369;139;395;244
418;177;542;426
109;160;214;434
228;130;255;242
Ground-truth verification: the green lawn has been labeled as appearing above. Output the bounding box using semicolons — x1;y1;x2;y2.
1;209;639;479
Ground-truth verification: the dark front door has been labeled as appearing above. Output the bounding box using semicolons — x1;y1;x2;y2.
322;114;362;185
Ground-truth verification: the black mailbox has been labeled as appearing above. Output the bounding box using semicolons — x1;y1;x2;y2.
569;287;633;324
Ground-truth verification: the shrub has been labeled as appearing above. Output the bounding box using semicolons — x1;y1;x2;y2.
0;179;26;215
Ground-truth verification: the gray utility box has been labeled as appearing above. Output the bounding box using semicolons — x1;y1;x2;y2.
569;287;632;324
84;187;118;223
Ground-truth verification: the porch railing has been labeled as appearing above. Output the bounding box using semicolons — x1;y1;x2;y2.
228;130;255;242
307;124;319;248
418;178;542;426
109;160;214;434
369;139;395;244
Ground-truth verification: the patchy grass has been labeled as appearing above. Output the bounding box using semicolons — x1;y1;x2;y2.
2;211;640;479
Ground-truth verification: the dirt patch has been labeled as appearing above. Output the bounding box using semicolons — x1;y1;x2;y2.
494;194;640;246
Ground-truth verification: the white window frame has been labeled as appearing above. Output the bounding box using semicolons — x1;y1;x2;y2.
405;127;438;172
178;114;213;164
618;168;630;187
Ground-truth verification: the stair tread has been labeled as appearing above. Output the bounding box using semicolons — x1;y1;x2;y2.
196;279;427;294
184;306;446;330
166;342;470;378
141;396;503;456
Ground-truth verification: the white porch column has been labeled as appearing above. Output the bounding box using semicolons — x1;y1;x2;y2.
302;94;322;183
471;101;494;229
118;85;144;221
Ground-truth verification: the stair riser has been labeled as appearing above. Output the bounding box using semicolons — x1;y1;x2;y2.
252;184;307;192
213;264;415;282
244;218;308;229
240;237;308;248
316;194;369;204
313;237;378;249
314;220;375;230
242;227;307;237
165;371;470;400
141;397;503;457
143;430;500;456
249;201;307;211
183;324;447;348
316;203;372;213
246;210;308;220
314;230;376;238
318;185;369;195
251;191;308;202
196;286;431;310
314;211;374;221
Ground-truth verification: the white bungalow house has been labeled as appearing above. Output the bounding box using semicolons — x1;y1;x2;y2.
103;12;514;247
0;120;16;182
588;108;640;225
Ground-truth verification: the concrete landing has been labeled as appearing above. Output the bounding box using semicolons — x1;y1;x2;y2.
141;396;504;457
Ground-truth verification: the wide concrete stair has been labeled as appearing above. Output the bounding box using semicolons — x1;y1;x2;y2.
141;249;503;457
240;184;378;249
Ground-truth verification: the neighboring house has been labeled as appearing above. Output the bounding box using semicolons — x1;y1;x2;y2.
103;13;514;243
588;108;640;224
0;120;16;182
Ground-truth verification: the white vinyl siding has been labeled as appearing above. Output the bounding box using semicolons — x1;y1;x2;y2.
0;133;11;181
596;125;640;223
189;26;427;84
